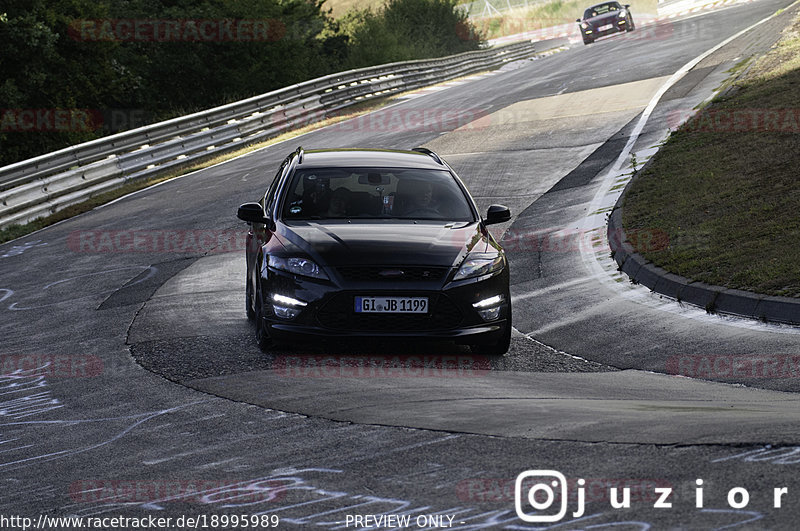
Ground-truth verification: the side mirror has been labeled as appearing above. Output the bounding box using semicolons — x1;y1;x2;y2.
484;204;511;225
237;202;268;225
576;18;581;22
624;4;630;7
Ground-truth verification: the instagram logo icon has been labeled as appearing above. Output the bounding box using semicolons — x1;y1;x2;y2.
515;470;584;523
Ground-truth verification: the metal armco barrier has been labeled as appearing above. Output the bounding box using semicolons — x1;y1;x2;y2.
0;41;538;229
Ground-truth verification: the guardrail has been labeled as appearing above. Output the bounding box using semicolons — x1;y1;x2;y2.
0;40;540;230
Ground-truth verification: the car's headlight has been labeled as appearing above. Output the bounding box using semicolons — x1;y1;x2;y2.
268;255;329;280
618;9;627;17
453;253;504;281
580;22;589;29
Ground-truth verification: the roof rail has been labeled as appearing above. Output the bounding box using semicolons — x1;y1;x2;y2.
411;147;443;165
295;146;304;164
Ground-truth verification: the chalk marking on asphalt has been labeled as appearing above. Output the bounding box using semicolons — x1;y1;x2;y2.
511;275;599;302
0;400;209;470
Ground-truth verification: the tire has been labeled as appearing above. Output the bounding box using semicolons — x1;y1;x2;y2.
471;324;511;357
583;38;594;45
245;271;255;320
254;281;272;352
627;17;635;31
471;302;512;356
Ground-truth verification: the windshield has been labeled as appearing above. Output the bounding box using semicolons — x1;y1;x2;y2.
584;2;622;18
280;167;476;221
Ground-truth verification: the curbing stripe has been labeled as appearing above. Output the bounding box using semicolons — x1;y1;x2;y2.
609;163;800;324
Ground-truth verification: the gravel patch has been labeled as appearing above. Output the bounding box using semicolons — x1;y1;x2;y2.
130;330;618;384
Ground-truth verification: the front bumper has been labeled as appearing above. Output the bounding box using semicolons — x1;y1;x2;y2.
583;18;628;39
266;320;508;344
259;266;510;344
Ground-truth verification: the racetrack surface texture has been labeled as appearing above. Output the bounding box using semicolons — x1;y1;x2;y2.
3;0;800;527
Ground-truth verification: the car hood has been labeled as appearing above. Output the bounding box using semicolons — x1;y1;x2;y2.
277;221;492;268
586;12;622;25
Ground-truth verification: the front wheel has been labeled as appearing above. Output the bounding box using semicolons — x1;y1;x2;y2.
471;324;511;357
254;282;272;352
471;299;512;357
627;17;635;31
583;38;594;45
245;271;255;320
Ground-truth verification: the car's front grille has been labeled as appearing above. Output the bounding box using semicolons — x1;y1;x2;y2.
336;266;449;282
316;293;463;331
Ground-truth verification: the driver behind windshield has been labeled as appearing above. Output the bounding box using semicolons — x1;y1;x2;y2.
410;182;435;211
398;180;442;217
326;187;350;218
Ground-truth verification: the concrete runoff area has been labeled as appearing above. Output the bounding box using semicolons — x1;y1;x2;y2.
129;67;796;448
133;232;800;447
188;368;800;445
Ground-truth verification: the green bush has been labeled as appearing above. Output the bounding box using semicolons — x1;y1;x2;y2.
0;0;483;166
345;0;484;66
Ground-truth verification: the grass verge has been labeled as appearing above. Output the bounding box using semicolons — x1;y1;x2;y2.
622;11;800;297
324;0;388;18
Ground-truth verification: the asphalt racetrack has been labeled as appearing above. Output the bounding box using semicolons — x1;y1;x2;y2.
3;0;800;528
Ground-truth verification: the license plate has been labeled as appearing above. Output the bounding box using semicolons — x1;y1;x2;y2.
599;24;613;30
355;296;428;313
